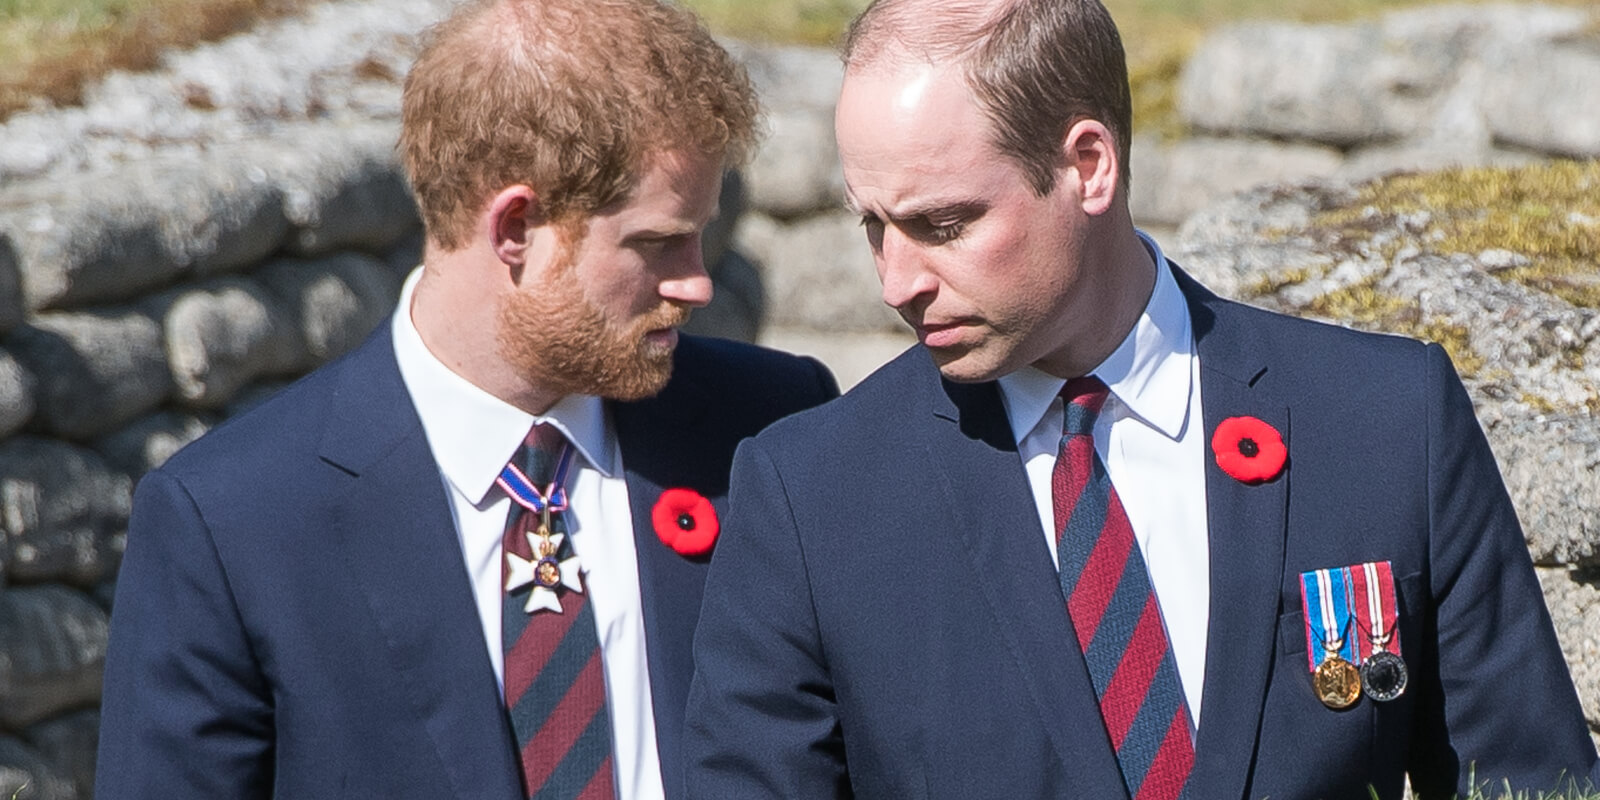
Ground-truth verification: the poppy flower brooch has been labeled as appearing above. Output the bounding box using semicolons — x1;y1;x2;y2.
651;488;719;557
1211;416;1286;484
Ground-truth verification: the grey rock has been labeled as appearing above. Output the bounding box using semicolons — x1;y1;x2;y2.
258;122;422;257
153;277;302;408
0;147;285;309
0;737;74;800
0;586;109;730
94;412;214;477
6;309;169;439
257;253;400;365
24;710;98;798
726;42;844;114
1538;567;1600;732
1338;142;1538;184
1482;43;1600;159
735;210;903;333
683;250;764;343
93;580;116;612
0;350;36;440
382;228;426;285
744;107;845;219
1178;22;1404;146
1131;135;1344;227
0;438;132;586
1488;416;1600;567
703;171;746;273
0;234;22;333
0;173;188;313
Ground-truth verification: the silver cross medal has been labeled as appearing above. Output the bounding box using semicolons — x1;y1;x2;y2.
505;504;583;614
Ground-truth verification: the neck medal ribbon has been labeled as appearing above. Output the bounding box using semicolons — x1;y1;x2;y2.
498;444;583;615
1299;566;1362;709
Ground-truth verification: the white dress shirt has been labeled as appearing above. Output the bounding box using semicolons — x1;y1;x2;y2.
391;266;663;800
996;232;1211;728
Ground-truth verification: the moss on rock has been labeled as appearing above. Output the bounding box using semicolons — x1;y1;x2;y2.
1312;161;1600;310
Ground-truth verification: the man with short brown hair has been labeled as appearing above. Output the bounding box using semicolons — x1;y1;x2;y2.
96;1;836;797
684;0;1598;797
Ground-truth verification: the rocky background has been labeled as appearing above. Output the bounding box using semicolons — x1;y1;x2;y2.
0;0;1597;795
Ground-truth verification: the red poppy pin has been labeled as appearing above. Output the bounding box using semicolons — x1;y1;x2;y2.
651;488;719;557
1211;416;1287;484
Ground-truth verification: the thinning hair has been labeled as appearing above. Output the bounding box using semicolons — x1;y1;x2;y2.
400;0;759;250
842;0;1132;195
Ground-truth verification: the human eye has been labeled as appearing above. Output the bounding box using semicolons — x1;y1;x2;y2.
926;218;966;243
858;213;885;250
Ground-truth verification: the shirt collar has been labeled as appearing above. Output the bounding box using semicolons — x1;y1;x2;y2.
996;231;1195;444
391;266;619;507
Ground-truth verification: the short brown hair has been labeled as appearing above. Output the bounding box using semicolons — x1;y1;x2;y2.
842;0;1132;195
400;0;759;250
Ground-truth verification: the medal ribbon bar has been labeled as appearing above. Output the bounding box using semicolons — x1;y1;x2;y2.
1349;560;1401;661
1300;566;1357;673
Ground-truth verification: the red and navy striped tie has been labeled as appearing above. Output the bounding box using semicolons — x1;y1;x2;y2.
1053;377;1194;800
502;424;615;799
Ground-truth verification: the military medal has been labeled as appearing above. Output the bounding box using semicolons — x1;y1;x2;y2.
498;444;584;614
1350;560;1407;702
1300;566;1363;709
1313;646;1362;710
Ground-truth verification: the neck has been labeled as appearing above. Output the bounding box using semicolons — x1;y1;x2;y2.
409;248;565;416
1033;220;1157;380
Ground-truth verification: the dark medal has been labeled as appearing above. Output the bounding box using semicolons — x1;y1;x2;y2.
1360;649;1408;701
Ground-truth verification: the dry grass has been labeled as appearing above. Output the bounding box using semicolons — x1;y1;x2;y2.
0;0;302;118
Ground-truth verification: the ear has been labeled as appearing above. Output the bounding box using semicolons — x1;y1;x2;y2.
1061;119;1120;217
486;184;542;267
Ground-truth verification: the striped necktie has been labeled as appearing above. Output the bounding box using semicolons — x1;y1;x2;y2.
501;423;615;799
1053;377;1194;800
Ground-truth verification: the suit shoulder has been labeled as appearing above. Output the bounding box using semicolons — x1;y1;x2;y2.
1203;294;1440;384
675;335;840;408
750;344;927;450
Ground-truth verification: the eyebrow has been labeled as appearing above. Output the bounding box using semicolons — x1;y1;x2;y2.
854;199;986;223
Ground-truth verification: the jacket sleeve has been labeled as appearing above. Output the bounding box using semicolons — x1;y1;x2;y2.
683;436;851;799
96;468;274;799
1407;343;1598;796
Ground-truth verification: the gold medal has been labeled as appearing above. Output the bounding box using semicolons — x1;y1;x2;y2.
1314;655;1362;709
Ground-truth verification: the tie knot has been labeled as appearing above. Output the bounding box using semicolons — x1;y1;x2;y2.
1060;376;1109;437
515;422;568;484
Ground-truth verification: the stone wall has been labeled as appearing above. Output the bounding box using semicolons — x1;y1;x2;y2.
1;1;1598;795
1132;3;1600;226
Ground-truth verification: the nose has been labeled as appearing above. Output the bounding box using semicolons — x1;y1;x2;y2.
659;236;714;308
876;228;937;311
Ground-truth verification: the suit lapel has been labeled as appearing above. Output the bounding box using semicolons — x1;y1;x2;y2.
1177;271;1291;800
926;366;1131;799
319;326;522;800
612;375;715;800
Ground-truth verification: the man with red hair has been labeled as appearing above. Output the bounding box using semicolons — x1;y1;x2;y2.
96;1;836;797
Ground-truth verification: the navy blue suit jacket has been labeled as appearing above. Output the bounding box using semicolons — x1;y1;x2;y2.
95;325;838;799
685;268;1598;800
